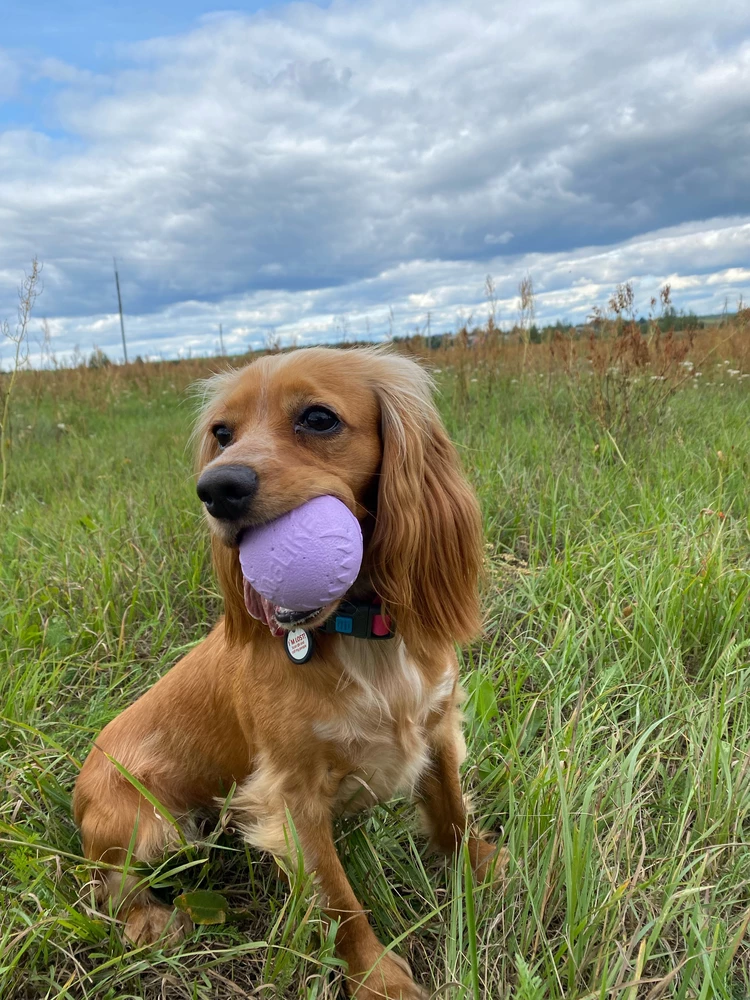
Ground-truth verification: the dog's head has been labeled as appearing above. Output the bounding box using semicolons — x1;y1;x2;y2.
195;346;483;655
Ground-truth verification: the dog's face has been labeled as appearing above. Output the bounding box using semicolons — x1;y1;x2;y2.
197;349;383;543
196;349;384;631
195;346;483;654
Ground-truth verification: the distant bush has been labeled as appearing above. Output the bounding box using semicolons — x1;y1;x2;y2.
637;307;705;333
88;347;112;369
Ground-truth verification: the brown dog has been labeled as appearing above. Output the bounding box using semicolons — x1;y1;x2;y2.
73;346;498;999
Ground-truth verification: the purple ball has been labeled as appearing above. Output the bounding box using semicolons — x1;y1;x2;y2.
238;495;363;612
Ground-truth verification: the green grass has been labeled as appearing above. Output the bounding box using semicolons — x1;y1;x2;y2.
2;361;750;999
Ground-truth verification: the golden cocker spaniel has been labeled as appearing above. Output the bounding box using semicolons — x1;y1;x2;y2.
74;346;500;1000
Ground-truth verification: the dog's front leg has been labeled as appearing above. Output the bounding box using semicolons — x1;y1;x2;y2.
417;711;506;883
287;805;428;1000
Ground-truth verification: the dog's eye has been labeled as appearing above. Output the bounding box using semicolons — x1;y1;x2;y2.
212;425;232;448
296;407;340;435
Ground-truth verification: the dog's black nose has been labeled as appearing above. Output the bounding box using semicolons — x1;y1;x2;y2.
196;465;259;521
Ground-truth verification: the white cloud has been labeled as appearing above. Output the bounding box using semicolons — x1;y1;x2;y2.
0;1;749;360
485;231;514;246
0;50;21;102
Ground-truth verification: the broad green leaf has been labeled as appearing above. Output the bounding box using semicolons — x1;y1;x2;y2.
174;890;229;925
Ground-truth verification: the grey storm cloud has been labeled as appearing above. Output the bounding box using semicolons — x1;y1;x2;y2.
0;0;749;360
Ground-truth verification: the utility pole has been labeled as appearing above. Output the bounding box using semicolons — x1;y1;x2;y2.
113;258;128;364
219;323;225;356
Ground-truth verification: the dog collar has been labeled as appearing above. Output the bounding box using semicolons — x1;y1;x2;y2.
284;600;393;664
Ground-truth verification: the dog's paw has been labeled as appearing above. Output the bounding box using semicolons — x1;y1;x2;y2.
347;952;430;1000
124;903;192;947
346;951;429;999
469;838;509;885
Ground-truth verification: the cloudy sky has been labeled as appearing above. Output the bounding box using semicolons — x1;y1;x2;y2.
2;0;749;363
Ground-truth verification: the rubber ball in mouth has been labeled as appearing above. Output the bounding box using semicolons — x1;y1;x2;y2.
238;495;363;613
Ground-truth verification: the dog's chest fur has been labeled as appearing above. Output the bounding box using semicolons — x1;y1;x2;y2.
315;638;455;813
233;638;456;855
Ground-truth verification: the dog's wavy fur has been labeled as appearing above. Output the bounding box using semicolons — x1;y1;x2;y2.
73;347;499;1000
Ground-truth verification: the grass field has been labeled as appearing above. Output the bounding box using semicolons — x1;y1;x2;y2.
2;331;750;999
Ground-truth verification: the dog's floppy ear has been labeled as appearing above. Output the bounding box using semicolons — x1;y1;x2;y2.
366;354;483;655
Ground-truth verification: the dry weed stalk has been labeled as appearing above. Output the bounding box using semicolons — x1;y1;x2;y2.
264;329;281;353
549;282;696;439
485;274;499;337
1;258;41;506
518;274;535;372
